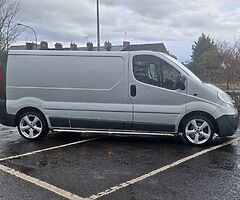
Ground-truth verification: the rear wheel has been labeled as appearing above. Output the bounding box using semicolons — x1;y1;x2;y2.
182;115;214;145
17;111;49;141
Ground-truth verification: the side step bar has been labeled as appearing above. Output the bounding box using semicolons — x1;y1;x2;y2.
53;128;175;137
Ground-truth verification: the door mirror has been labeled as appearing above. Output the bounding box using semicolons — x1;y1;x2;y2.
177;75;186;90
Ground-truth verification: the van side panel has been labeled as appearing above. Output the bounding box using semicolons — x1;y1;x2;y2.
6;52;132;130
64;55;132;129
6;54;70;127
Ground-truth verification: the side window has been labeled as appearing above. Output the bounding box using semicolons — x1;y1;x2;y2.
161;61;181;90
133;55;181;90
133;55;162;87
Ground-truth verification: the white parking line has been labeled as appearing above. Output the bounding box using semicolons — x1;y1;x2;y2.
0;164;85;200
88;137;240;200
0;137;102;162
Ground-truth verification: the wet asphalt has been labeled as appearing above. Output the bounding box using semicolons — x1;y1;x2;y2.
0;126;239;200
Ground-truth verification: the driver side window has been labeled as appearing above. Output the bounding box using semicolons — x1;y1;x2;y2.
161;60;181;90
133;55;162;87
133;55;180;90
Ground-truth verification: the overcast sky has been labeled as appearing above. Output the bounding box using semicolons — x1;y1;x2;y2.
14;0;240;62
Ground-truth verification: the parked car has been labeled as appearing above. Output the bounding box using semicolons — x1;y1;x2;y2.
0;50;238;145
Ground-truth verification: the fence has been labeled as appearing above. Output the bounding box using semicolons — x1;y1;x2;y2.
226;91;240;109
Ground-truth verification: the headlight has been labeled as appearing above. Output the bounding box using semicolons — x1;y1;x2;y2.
217;91;234;106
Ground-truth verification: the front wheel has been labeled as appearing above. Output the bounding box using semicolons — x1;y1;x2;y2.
17;111;49;141
182;116;214;145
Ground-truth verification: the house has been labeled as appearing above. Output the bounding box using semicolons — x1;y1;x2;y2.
9;41;168;54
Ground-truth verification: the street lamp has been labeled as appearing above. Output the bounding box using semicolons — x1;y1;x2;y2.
17;23;38;50
97;0;100;51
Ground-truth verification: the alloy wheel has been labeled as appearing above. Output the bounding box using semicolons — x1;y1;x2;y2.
19;114;43;139
185;118;212;145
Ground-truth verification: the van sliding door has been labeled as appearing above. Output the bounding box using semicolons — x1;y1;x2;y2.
65;55;132;130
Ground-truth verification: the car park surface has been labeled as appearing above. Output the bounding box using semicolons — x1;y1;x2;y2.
0;124;239;200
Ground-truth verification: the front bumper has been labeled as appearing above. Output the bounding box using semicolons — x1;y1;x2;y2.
216;113;239;137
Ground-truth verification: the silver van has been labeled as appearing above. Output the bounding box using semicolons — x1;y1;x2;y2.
0;50;238;145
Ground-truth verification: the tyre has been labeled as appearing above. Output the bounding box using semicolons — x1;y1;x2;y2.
182;115;214;145
17;111;49;141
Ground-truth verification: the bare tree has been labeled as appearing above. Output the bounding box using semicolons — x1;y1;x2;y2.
217;39;240;90
0;0;21;61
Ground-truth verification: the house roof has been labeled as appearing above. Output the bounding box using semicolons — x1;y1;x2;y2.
9;42;168;53
76;45;123;51
122;43;167;53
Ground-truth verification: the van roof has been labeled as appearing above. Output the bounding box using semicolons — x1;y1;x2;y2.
8;50;157;56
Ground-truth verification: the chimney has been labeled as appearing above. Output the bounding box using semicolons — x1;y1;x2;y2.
26;42;35;50
104;41;112;51
123;41;130;49
40;41;48;50
70;42;77;51
86;42;93;51
55;43;63;50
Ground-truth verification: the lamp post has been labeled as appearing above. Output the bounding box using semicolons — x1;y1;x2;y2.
17;23;38;50
97;0;100;51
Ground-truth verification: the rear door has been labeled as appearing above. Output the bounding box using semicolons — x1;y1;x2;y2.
65;54;132;130
129;52;187;132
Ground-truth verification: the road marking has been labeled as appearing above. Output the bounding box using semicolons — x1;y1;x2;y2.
88;137;240;200
0;137;101;162
0;164;85;200
0;128;17;134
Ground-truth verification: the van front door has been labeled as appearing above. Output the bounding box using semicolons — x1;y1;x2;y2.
129;53;187;132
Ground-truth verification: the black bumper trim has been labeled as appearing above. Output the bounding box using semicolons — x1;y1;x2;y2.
49;116;175;132
0;99;16;127
216;114;239;137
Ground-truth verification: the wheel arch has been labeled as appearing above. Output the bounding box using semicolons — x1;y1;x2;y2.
15;107;48;126
178;111;219;134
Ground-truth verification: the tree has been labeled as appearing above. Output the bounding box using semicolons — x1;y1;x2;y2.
192;33;215;62
190;33;221;75
201;49;221;70
0;0;21;62
217;39;240;90
167;51;177;60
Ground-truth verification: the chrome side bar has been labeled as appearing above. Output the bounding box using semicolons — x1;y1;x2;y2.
53;128;175;137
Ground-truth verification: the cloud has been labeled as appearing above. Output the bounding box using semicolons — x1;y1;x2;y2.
14;0;240;61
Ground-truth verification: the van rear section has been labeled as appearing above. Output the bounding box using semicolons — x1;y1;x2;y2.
4;50;131;134
0;51;15;126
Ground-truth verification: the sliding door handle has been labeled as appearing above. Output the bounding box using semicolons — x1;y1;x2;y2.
130;85;136;97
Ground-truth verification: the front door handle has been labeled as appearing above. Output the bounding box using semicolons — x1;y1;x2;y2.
130;85;136;97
